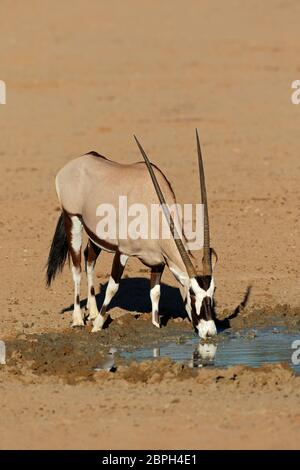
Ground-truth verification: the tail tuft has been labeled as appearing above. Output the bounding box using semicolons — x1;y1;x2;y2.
46;213;68;287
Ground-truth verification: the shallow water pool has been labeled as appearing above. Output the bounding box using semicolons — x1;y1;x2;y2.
121;328;300;374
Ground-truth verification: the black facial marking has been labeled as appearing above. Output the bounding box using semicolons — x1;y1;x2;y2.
189;275;215;328
91;287;95;296
190;295;198;330
200;296;213;321
196;275;212;291
76;295;80;305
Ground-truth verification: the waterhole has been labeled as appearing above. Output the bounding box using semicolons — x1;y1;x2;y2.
4;323;300;381
121;328;300;374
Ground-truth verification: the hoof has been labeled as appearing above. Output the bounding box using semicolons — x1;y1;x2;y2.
91;314;105;332
152;320;161;329
91;323;104;333
71;323;85;329
72;308;84;328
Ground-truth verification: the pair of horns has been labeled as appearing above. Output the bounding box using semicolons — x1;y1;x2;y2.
134;130;212;277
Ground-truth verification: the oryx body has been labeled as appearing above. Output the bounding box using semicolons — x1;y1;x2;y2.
46;133;218;338
56;152;183;267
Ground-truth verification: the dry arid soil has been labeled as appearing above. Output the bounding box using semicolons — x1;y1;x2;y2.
0;0;300;450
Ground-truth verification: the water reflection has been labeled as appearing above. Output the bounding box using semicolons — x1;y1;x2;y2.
153;347;160;358
122;328;300;374
190;342;217;368
151;342;218;368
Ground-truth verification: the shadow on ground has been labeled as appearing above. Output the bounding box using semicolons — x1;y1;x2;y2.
62;277;185;323
61;277;252;331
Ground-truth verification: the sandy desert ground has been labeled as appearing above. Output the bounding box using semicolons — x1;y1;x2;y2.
0;0;300;449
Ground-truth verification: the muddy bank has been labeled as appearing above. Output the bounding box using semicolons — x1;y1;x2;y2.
112;360;299;389
3;345;299;389
3;309;300;384
4;314;191;383
222;304;300;331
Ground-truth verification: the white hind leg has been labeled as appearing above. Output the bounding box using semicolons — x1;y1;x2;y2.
84;240;101;321
66;215;84;327
72;265;84;326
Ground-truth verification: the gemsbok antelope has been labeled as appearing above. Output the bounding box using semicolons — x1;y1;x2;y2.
46;131;218;339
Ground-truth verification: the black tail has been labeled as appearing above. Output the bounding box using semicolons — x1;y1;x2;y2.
46;213;69;287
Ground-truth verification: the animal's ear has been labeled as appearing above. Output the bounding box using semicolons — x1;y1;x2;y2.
210;248;218;271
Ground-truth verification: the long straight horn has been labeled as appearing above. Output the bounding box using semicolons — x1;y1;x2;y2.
196;129;212;275
134;135;197;279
